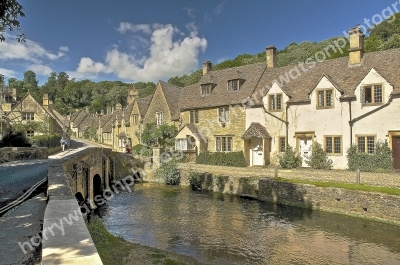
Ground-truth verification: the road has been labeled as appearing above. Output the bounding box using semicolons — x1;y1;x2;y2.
0;160;49;208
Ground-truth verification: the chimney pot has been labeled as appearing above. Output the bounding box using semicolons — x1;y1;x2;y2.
348;25;364;65
42;93;49;107
266;46;277;68
203;60;212;75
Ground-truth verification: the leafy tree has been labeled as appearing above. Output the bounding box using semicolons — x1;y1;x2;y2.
140;122;178;150
0;128;31;147
0;74;4;87
365;35;384;53
369;13;400;41
135;82;156;98
105;85;129;107
0;0;26;42
381;33;400;50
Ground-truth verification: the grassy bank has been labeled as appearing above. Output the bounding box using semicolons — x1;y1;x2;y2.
86;216;203;265
273;177;400;195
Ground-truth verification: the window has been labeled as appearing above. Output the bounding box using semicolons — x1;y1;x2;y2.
22;112;34;121
228;79;239;91
218;107;229;122
132;115;138;125
357;136;375;154
317;89;334;108
325;136;342;154
190;110;199;123
269;94;283;111
279;137;286;152
216;136;233;152
201;84;212;96
362;85;383;104
26;131;34;137
156;112;163;125
175;139;187;151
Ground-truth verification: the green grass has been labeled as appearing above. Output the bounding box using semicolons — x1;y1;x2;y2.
85;216;131;265
272;177;400;196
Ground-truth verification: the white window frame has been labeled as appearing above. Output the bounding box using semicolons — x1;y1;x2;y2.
218;107;229;123
156;112;163;125
215;136;233;152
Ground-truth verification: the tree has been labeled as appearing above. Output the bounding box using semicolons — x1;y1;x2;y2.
23;70;38;90
305;141;332;169
0;0;26;42
0;128;31;147
369;13;400;41
140;122;178;150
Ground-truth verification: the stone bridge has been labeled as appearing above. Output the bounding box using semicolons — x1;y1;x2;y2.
62;147;115;208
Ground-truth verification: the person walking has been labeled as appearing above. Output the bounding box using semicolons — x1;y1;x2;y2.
60;137;65;151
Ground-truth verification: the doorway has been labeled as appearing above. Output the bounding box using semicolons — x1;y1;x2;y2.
393;136;400;170
299;137;312;167
250;137;264;166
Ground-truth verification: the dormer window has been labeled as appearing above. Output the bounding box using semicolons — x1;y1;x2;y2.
228;79;239;92
362;85;382;105
317;89;334;109
201;84;212;96
269;94;282;111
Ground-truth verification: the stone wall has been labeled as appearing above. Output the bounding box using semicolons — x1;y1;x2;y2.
258;178;400;225
180;106;247;152
0;147;48;163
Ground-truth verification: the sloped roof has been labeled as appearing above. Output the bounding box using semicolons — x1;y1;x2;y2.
242;122;271;139
158;80;181;120
72;109;88;128
102;114;115;133
179;63;267;110
136;96;152;117
257;48;400;103
176;123;207;144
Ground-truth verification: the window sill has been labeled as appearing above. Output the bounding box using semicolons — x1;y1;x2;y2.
326;153;343;156
268;109;283;112
316;106;334;110
362;103;383;107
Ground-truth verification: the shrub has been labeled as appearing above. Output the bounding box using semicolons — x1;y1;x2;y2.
30;134;60;148
188;170;202;191
347;140;393;172
278;146;302;169
305;141;332;169
155;159;181;185
196;151;247;167
0;128;31;147
131;144;151;156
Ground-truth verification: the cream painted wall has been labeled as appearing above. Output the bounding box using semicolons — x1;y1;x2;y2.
289;76;350;169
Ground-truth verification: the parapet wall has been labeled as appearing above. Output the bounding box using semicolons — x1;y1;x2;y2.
42;147;103;264
0;147;48;163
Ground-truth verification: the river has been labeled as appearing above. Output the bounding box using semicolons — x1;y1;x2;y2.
98;183;400;265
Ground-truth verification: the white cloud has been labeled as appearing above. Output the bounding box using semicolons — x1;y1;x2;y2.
184;7;196;19
117;23;152;34
0;68;17;78
214;0;228;15
0;38;65;63
59;46;69;52
28;64;53;76
73;24;207;82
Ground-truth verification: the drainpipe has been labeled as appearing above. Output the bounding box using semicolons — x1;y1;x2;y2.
262;104;289;147
349;101;353;146
350;95;394;127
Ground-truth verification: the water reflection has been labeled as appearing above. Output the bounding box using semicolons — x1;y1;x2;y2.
99;183;400;265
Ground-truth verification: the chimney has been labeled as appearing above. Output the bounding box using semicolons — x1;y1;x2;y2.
127;84;139;104
266;46;277;68
42;94;49;107
202;60;212;75
348;26;364;65
48;100;54;109
12;88;16;100
115;103;122;111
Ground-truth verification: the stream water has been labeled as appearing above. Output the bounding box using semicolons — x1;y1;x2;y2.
98;183;400;265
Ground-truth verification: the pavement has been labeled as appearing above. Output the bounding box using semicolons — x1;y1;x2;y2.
0;139;108;265
0;194;47;265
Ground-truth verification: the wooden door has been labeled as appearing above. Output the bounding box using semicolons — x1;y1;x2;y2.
393;137;400;169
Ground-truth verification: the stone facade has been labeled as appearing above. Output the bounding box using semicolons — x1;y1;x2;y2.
180;106;247;152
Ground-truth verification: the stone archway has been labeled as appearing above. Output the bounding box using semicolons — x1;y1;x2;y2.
93;174;102;198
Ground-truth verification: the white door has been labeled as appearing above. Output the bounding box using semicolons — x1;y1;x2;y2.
250;138;264;166
299;137;312;167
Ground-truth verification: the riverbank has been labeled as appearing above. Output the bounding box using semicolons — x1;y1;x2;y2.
86;215;204;265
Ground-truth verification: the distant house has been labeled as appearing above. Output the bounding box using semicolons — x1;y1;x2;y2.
143;81;181;127
6;93;68;137
111;85;152;152
176;60;267;165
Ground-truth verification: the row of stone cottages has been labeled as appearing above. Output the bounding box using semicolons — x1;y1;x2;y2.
3;26;400;170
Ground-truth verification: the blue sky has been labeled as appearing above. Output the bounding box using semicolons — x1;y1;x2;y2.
1;0;399;85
